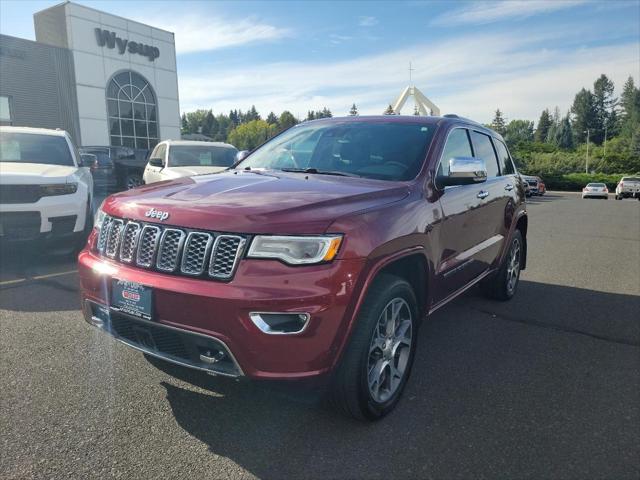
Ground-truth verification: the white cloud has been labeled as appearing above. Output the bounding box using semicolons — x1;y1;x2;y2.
358;16;379;27
431;0;587;26
138;14;290;54
177;31;638;123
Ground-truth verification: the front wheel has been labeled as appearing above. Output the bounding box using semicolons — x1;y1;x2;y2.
481;230;523;301
330;274;418;421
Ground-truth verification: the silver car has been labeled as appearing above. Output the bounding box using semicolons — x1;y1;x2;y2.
582;182;609;199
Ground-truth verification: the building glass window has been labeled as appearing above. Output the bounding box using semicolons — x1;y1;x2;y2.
106;71;158;151
0;96;13;125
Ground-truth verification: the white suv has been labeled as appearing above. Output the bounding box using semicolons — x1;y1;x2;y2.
143;140;237;184
0;126;94;249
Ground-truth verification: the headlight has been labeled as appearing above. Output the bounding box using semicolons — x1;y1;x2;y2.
40;183;78;196
247;235;342;265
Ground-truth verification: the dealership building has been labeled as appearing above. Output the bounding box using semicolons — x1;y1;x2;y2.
0;1;181;150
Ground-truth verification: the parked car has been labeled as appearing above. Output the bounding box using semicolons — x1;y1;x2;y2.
582;182;609;199
80;145;149;191
522;175;540;195
521;175;531;197
615;176;640;200
80;115;527;420
143;140;237;184
536;177;546;195
0;126;94;249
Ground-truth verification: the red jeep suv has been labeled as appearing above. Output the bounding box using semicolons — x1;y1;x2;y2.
79;115;527;420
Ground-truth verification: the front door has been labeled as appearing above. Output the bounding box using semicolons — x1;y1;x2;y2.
433;127;502;302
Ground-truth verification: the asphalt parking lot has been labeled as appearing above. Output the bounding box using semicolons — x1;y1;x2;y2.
1;192;638;479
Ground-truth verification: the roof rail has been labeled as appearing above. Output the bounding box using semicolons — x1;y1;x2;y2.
443;113;484;127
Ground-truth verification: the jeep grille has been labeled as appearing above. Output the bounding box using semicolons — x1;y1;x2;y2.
97;215;246;281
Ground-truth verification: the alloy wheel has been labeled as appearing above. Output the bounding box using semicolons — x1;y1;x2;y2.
506;238;521;295
367;297;413;403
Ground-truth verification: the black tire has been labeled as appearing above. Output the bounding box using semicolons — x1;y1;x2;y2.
329;274;419;421
480;229;523;301
124;172;143;190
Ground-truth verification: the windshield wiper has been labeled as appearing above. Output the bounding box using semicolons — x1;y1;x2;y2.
280;167;360;178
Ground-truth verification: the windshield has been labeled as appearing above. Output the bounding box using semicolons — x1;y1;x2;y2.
0;132;74;166
236;121;436;181
622;177;640;182
588;183;606;187
169;145;237;168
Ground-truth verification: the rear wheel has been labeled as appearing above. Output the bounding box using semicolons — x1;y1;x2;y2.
330;274;418;421
124;172;143;190
481;230;523;301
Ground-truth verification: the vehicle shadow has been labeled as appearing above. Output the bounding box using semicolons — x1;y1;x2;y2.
152;280;640;479
525;194;565;203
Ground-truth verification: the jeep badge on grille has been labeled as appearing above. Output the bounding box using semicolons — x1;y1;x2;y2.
145;208;169;221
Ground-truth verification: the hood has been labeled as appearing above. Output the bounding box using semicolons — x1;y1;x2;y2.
165;166;228;177
104;170;410;234
0;162;77;184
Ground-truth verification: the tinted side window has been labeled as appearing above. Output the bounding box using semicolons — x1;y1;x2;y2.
494;139;515;175
470;131;499;178
437;128;472;177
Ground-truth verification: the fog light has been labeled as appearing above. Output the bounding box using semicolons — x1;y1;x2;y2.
249;312;310;334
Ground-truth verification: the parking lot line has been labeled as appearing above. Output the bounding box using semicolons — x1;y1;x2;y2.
0;269;78;287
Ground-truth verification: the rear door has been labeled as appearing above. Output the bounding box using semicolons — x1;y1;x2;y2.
467;130;509;271
434;127;492;300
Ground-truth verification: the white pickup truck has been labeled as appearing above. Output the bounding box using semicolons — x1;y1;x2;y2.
0;126;94;250
615;176;640;200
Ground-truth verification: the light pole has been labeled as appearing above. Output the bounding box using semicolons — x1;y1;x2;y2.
584;128;590;173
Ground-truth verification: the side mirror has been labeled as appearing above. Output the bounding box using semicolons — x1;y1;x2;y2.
235;150;250;163
80;153;97;168
438;157;487;187
148;157;164;168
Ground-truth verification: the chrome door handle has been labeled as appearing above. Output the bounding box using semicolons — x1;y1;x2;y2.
477;190;489;199
504;184;514;191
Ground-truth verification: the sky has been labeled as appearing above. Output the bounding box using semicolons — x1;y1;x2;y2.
1;0;639;123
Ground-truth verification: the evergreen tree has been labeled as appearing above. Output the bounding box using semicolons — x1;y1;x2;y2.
266;112;278;125
306;111;316;121
245;105;261;122
383;105;395;115
554;115;574;149
571;88;597;144
321;107;333;118
535;109;552;143
202;110;217;137
349;103;359;116
490;109;506;135
229;110;240;126
593;74;616;144
278;111;298;130
620;76;640;137
545;106;561;143
181;113;188;134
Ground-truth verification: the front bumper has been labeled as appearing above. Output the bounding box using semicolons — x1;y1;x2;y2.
582;192;608;198
79;249;366;380
0;190;88;240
